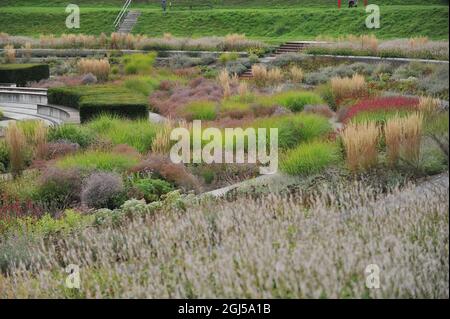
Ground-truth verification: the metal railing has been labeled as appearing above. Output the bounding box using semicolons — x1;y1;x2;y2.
114;0;133;29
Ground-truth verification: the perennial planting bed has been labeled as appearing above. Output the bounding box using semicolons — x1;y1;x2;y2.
0;34;448;298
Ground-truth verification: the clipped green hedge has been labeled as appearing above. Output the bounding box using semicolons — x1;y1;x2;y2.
80;102;148;122
47;87;81;108
48;85;148;122
0;64;49;86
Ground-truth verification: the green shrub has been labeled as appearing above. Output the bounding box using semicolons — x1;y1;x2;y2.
123;53;157;75
317;84;337;111
0;109;4;119
124;76;160;96
221;100;251;112
111;66;120;75
0;140;8;173
48;85;149;122
393;62;434;80
425;111;449;135
219;52;239;64
0;171;39;203
181;100;217;121
2;211;94;238
255;91;324;113
251;114;332;149
200;169;215;184
81;172;126;209
281;141;341;175
56;151;138;172
32;210;93;236
248;54;259;64
48;124;95;148
248;47;267;58
131;178;174;203
220;100;252;118
274;91;324;112
87;114;161;153
0;64;49;86
33;167;82;213
125;64;138;75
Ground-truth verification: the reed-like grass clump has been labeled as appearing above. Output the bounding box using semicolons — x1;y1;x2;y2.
401;112;423;164
385;112;423;166
33;121;48;161
151;120;175;155
267;67;284;86
237;81;249;99
341;121;380;172
289;65;304;83
3;44;16;63
217;69;231;98
22;42;32;62
4;122;26;177
418;95;440;114
77;58;110;82
251;64;268;88
331;73;367;102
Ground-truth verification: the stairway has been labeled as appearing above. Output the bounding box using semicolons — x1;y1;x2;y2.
274;41;311;55
240;41;313;79
117;10;140;34
240;68;254;79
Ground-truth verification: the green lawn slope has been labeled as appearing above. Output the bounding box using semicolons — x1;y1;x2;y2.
2;0;449;7
0;2;448;40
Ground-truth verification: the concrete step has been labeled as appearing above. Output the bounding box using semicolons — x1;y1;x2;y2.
116;10;141;34
239;42;312;78
276;48;302;51
279;44;308;47
278;47;307;51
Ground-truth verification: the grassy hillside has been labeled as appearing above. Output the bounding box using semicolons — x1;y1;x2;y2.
133;6;449;40
0;2;448;40
0;7;118;35
2;0;449;6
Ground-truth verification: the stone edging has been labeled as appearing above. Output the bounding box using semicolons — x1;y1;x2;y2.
302;53;449;65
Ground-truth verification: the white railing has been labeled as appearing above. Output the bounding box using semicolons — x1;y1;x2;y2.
114;0;133;29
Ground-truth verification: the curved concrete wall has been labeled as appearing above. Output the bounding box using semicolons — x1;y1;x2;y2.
0;92;47;105
1;87;80;125
37;104;70;121
0;90;48;105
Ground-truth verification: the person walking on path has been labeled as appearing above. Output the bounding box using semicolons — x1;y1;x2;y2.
162;0;167;13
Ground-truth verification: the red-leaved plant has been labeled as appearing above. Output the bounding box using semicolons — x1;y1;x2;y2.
0;194;43;221
341;96;420;122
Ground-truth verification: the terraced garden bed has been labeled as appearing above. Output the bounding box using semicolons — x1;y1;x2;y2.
0;19;448;298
